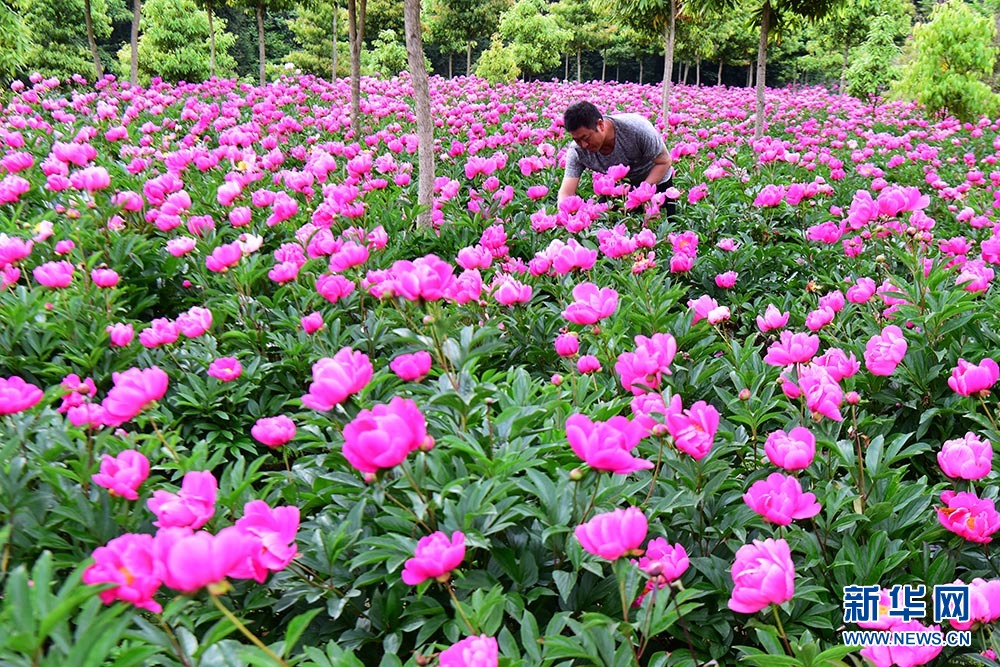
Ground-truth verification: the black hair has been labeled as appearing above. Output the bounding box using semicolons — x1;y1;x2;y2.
564;101;602;132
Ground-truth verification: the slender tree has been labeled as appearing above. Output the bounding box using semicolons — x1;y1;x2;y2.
749;0;843;138
597;0;682;119
347;0;366;137
232;0;294;85
403;0;434;227
130;0;140;85
194;0;223;78
83;0;104;78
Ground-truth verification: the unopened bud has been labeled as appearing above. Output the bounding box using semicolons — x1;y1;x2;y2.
739;388;751;401
651;424;669;437
569;467;585;481
846;391;860;405
551;373;562;386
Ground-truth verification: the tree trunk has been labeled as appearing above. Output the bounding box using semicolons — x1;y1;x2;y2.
83;0;103;80
717;60;723;86
564;52;568;80
682;62;688;84
639;58;643;84
696;57;701;86
207;0;216;78
130;0;140;86
256;0;266;85
332;1;338;79
661;0;675;122
449;53;453;78
839;42;848;97
747;63;752;87
466;42;471;75
348;0;367;137
753;0;771;140
576;48;581;81
403;0;433;227
601;49;606;80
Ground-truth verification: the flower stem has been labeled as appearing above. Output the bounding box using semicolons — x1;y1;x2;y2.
158;618;193;667
772;603;793;656
149;416;180;462
446;582;478;635
210;593;287;666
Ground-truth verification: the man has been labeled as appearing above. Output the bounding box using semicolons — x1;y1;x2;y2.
557;101;674;215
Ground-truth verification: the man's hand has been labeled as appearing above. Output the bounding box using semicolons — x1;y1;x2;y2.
557;174;580;203
643;148;673;186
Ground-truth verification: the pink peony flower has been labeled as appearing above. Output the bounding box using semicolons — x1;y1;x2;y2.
804;306;835;331
577;355;601;373
230;500;300;582
566;413;651;475
938;432;992;480
92;450;149;500
391;254;456;301
948;358;1000;396
743;472;822;525
207;357;242;382
139;318;180;348
562;282;618;325
439;634;498;667
948;578;1000;631
764;331;819;366
91;267;120;288
665;398;719;460
575;506;648;560
33;260;74;288
251;415;297;448
154;526;254;592
756;304;789;333
859;620;944;667
715;271;738;288
301;347;373;411
401;530;465;585
342;396;432;474
798;364;844;421
205;242;242;272
728;538;796;613
937;490;1000;543
764;427;816;471
390;351;433;382
554;332;580;357
176;306;212;338
69;166;111;192
0;376;44;415
147;470;218;530
864;325;908;376
846;277;877;304
82;533;162;612
635;539;689;581
687;295;719;324
814;348;860;382
300;311;324;334
101;366;169;426
316;274;356;303
106;322;134;347
491;276;532;305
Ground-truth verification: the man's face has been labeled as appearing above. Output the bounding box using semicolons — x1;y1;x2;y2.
570;120;605;152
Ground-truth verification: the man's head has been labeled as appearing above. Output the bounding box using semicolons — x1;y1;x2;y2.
564;101;608;153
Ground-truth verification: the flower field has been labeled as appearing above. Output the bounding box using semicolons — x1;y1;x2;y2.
2;72;1000;666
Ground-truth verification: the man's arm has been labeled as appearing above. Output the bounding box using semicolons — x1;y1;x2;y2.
642;148;673;186
557;173;580;203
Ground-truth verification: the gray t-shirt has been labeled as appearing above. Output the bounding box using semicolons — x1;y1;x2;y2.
564;114;670;186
